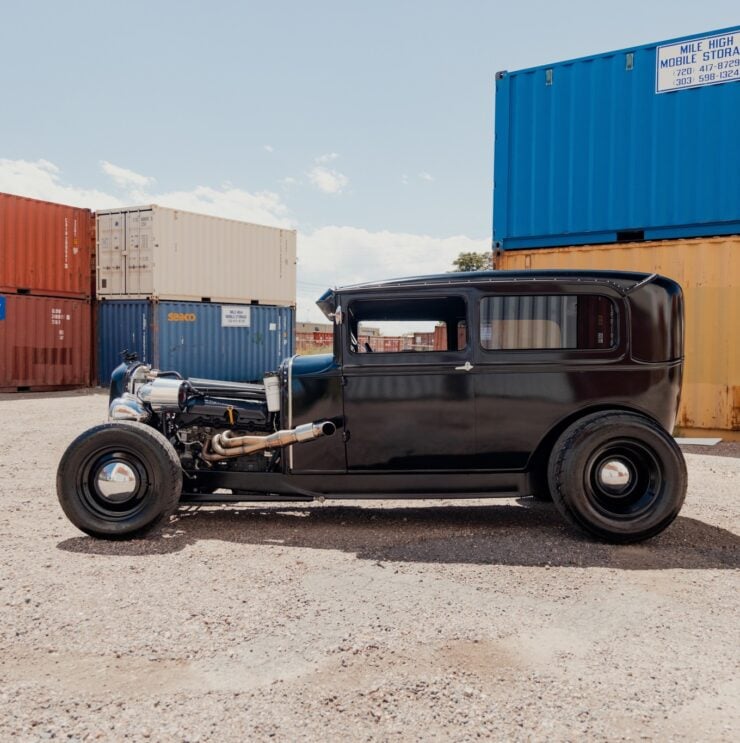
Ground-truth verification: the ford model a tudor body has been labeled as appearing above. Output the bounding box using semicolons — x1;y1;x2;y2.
57;270;687;543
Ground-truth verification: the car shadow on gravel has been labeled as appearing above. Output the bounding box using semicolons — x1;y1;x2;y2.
57;500;740;570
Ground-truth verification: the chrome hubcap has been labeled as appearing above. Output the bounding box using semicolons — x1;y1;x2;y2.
598;459;632;492
95;461;139;502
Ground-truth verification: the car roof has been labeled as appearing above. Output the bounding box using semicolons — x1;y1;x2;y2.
337;269;653;291
316;269;662;319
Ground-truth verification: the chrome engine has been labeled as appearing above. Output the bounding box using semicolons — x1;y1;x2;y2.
108;361;334;473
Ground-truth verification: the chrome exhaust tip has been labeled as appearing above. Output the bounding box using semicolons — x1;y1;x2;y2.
204;419;337;461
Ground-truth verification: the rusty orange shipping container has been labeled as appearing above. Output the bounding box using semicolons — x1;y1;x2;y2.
0;192;93;298
375;337;402;353
495;236;740;437
0;294;91;391
296;331;334;354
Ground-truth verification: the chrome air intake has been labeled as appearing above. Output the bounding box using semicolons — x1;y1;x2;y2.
136;378;190;409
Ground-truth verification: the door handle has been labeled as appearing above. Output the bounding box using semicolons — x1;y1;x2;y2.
454;361;474;372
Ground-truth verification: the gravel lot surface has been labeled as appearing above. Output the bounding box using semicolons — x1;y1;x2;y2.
1;390;738;742
678;441;740;459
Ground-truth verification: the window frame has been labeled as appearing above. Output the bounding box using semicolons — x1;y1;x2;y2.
343;293;471;365
477;291;622;358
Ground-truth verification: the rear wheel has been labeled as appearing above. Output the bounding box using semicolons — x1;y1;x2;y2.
57;422;182;539
548;412;686;543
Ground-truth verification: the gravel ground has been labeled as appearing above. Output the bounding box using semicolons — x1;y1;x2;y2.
0;390;738;742
678;441;740;459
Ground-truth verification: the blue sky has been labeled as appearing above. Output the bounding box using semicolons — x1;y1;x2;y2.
1;1;737;318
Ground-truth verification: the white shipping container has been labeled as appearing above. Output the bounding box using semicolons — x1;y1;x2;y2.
96;205;296;306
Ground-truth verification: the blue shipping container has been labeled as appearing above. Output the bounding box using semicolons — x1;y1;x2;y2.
494;26;740;249
97;300;294;384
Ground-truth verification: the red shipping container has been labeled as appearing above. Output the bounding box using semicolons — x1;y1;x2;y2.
0;294;91;391
0;192;93;298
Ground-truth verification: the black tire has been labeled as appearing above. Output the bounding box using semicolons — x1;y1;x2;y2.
547;412;687;543
57;421;182;539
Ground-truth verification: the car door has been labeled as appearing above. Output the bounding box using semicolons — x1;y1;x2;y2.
341;293;476;471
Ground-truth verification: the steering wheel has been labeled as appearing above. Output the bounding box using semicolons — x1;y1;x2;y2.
364;342;373;353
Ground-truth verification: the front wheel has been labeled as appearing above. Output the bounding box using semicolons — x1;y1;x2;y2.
548;412;687;543
57;421;183;539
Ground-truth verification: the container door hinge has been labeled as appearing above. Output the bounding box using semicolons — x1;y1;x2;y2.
340;375;348;386
342;430;351;443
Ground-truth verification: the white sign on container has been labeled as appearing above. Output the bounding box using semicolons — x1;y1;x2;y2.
221;306;251;327
656;30;740;93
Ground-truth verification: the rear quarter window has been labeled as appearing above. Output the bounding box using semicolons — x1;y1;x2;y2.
480;295;616;350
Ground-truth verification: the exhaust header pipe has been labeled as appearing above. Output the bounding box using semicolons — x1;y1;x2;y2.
202;420;336;461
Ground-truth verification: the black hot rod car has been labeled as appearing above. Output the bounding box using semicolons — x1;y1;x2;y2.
57;269;687;543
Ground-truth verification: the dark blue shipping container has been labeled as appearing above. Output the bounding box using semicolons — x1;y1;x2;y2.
97;300;294;384
494;26;740;249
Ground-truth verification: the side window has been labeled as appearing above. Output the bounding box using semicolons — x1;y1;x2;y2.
349;297;467;354
480;295;616;350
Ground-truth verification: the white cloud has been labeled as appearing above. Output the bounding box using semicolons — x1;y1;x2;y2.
401;174;409;185
307;166;349;194
263;144;274;153
296;226;488;321
315;152;339;164
0;157;488;323
306;153;348;194
0;158;291;228
419;171;434;182
142;185;291;227
0;158;123;209
100;160;154;189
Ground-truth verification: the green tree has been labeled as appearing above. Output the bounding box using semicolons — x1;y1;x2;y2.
451;251;492;272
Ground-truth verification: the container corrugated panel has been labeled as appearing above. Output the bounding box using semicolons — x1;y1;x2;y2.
494;26;740;249
96;205;296;306
495;236;740;433
97;300;295;384
96;300;154;383
0;294;91;390
0;192;93;297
